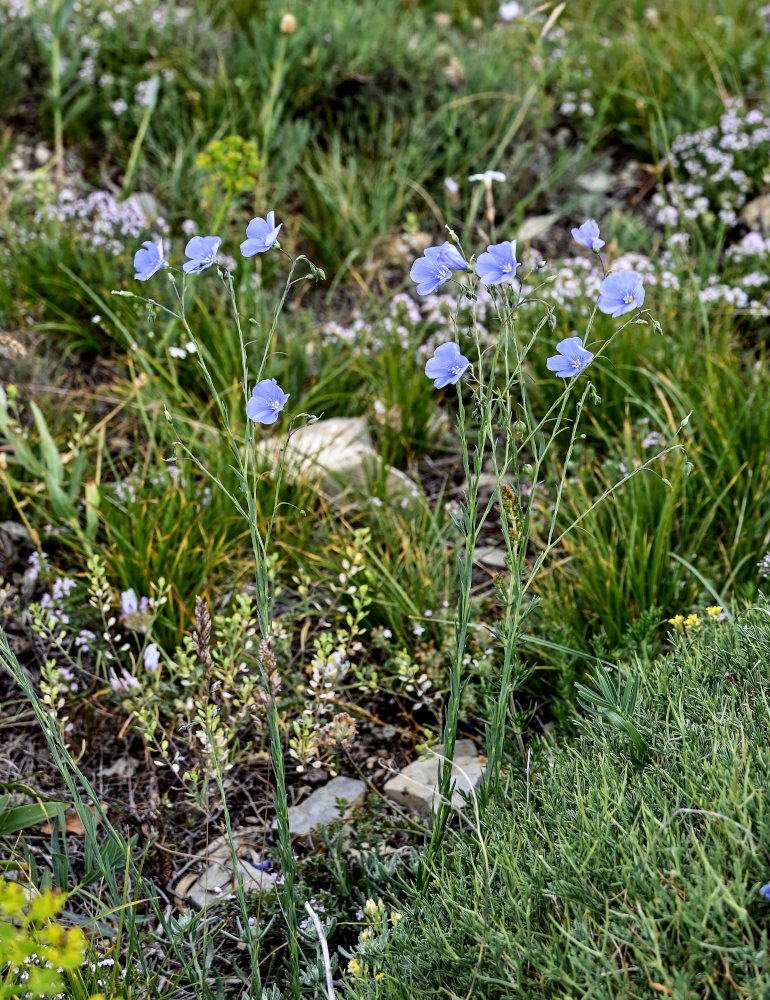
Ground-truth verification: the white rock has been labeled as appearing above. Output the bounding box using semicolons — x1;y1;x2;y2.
473;545;508;569
257;416;419;501
101;756;138;778
741;194;770;231
285;775;367;838
181;860;275;909
176;823;275;909
383;739;485;816
124;191;164;224
577;169;615;194
34;143;51;165
518;212;559;242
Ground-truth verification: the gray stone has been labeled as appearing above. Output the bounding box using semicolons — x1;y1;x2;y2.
0;521;31;542
199;824;266;864
101;756;138;778
232;859;276;893
383;739;485;816
286;776;367;838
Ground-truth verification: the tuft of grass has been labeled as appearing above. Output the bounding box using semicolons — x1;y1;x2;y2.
535;323;770;650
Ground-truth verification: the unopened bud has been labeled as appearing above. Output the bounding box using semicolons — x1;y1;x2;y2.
259;636;277;674
280;12;296;33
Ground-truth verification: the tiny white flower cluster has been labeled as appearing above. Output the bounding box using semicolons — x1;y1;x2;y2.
654;104;770;230
307;648;350;715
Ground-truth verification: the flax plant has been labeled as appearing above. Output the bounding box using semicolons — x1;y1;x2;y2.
114;233;324;997
415;227;690;875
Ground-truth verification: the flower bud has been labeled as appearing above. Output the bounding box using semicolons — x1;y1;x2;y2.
280;12;296;33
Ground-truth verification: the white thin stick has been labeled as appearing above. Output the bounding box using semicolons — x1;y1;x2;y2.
304;900;336;1000
526;747;532;813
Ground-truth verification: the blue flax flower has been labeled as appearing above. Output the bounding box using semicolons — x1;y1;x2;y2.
761;884;770;901
241;211;282;256
546;336;594;378
597;271;645;317
410;242;467;295
425;341;470;389
475;240;520;286
571;219;605;251
183;235;221;274
133;239;165;280
247;378;290;425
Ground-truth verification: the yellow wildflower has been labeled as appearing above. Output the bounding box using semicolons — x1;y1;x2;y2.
348;957;363;978
706;606;723;618
684;613;701;629
667;614;685;627
391;910;402;925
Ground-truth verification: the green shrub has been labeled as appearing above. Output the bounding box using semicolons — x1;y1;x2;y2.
0;878;90;1000
349;605;770;998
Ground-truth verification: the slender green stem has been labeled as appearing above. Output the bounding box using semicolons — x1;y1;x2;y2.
261;34;288;169
166;265;311;997
50;30;64;186
419;301;509;881
123;76;159;195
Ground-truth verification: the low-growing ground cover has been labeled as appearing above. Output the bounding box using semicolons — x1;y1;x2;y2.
347;606;770;998
2;0;770;996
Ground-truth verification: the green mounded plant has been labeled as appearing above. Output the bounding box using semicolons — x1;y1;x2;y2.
347;603;770;998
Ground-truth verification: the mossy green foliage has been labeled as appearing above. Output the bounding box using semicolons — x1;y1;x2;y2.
350;609;770;998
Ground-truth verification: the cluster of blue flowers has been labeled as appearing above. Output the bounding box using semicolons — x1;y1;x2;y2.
133;215;645;422
415;220;645;388
132;214;291;425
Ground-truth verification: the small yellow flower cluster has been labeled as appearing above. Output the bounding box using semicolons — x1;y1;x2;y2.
346;900;400;982
347;954;385;981
668;606;724;631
